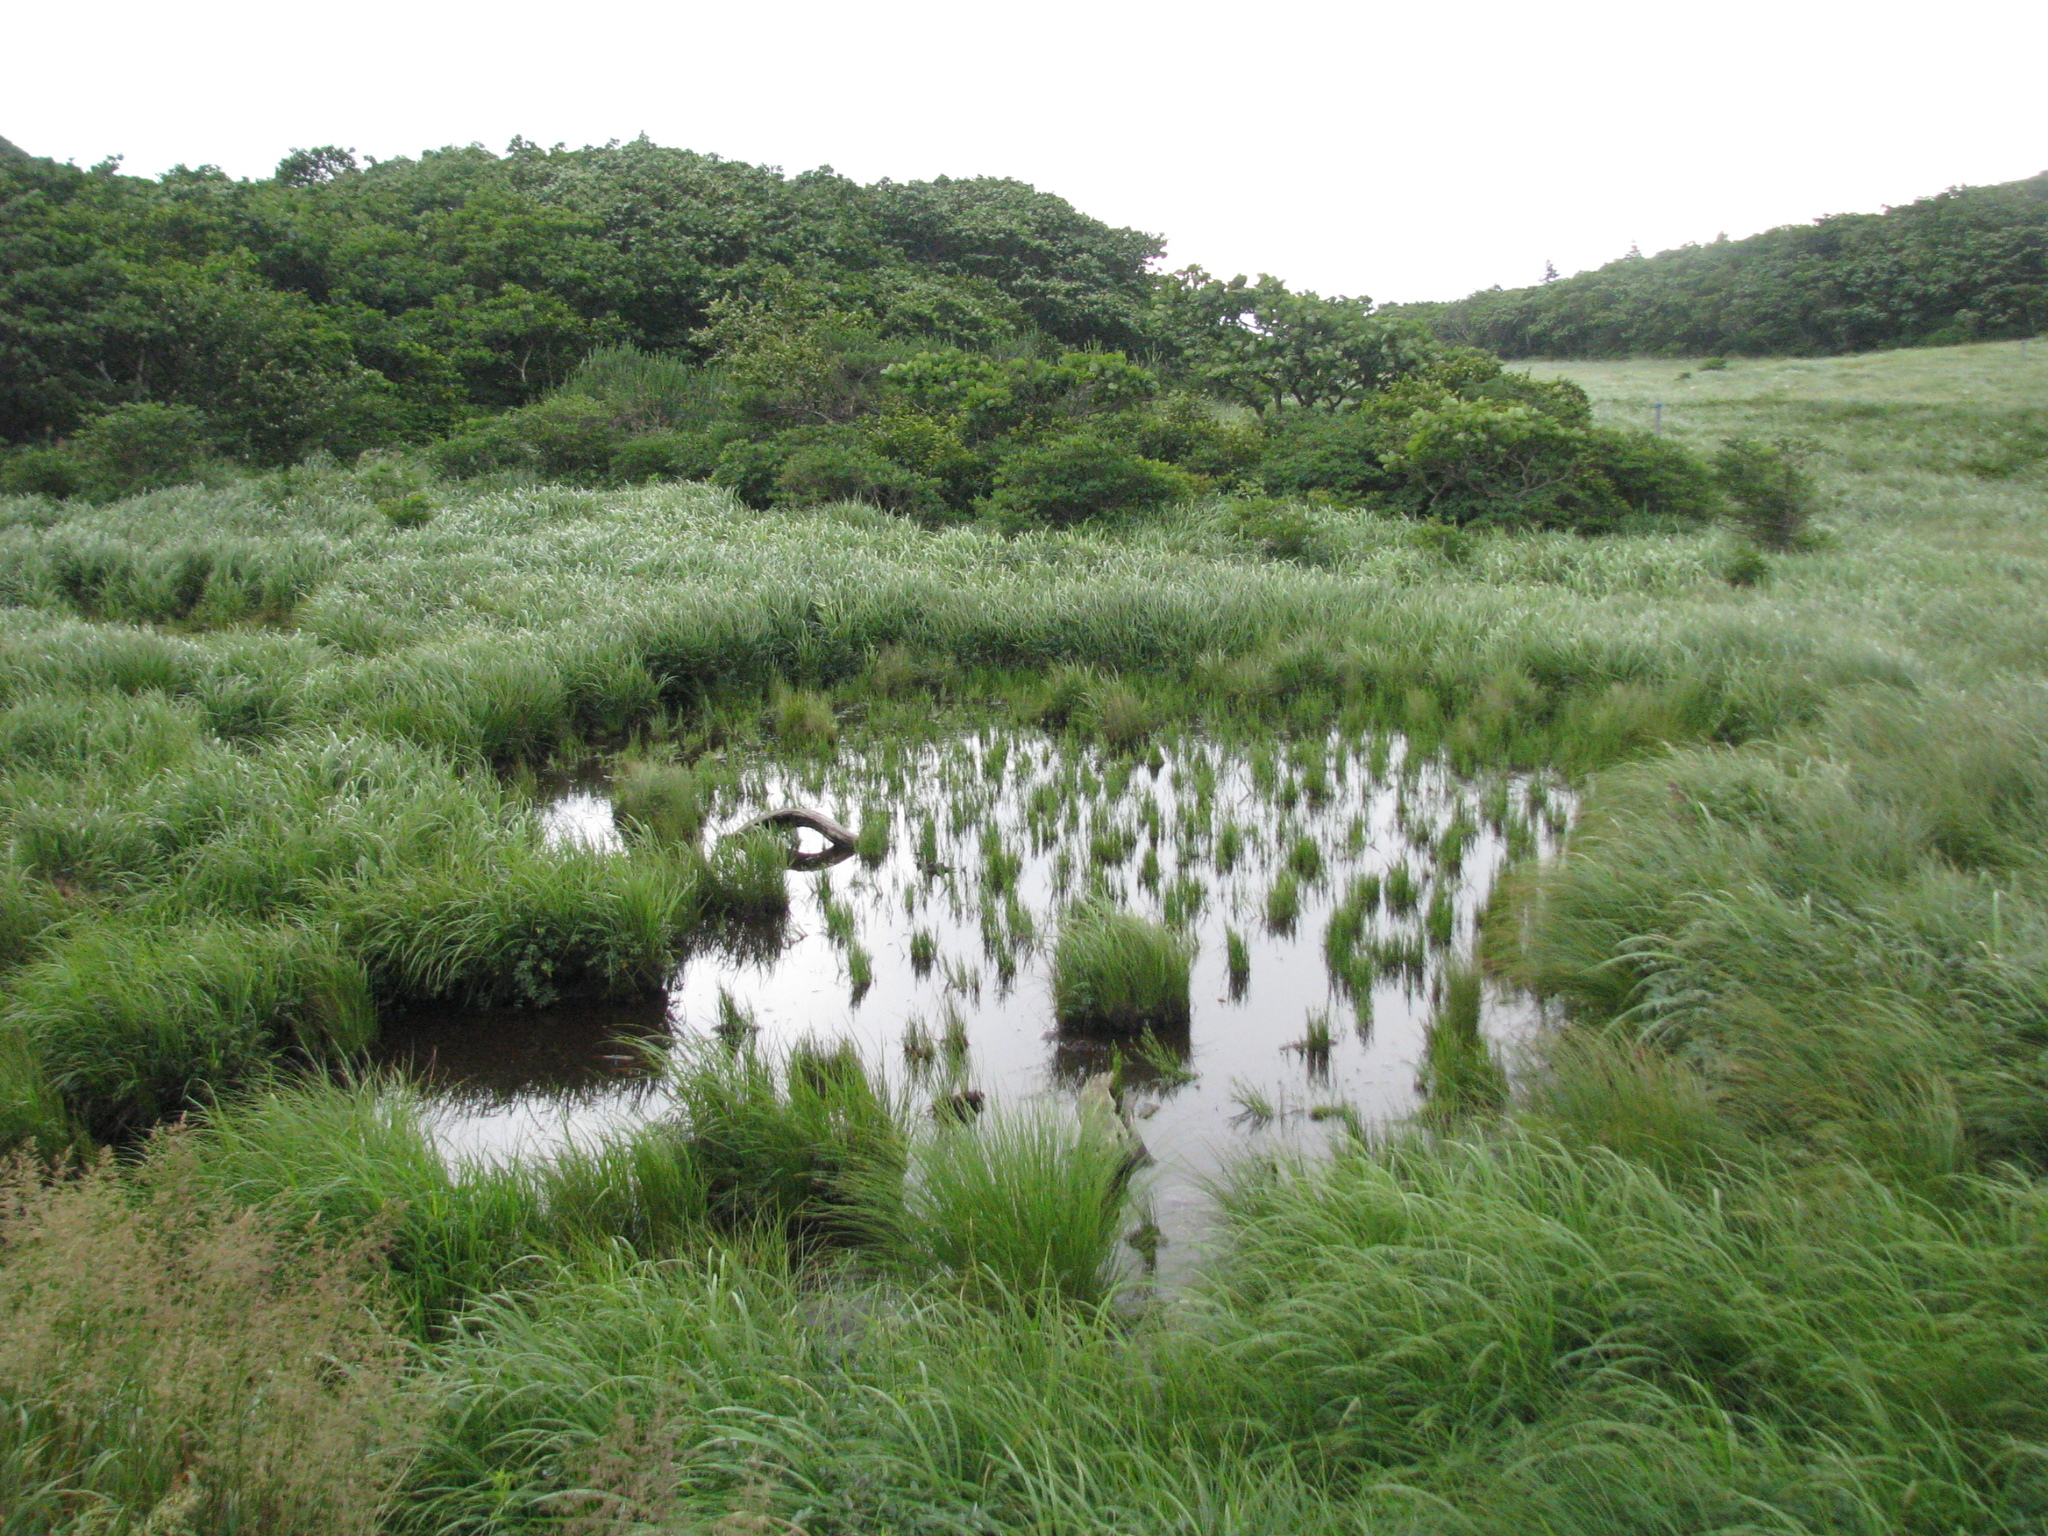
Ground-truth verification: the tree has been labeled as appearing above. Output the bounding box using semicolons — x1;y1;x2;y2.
1160;270;1439;415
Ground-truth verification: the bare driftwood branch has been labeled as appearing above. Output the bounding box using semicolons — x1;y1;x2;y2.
741;807;858;849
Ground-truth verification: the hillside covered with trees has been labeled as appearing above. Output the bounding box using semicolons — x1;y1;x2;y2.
1387;172;2048;358
0;133;1762;537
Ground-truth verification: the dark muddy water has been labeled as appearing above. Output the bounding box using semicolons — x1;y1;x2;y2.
381;731;1571;1278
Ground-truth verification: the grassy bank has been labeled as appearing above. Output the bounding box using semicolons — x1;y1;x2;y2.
2;340;2046;1531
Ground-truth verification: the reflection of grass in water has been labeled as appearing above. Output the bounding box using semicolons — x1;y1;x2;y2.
713;986;757;1043
1425;885;1457;947
1419;966;1505;1127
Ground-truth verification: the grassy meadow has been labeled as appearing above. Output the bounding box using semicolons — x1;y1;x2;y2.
3;340;2048;1532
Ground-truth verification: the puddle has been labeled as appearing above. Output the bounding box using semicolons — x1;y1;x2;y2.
381;731;1572;1281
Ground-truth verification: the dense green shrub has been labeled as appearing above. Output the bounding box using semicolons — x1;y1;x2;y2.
709;436;786;507
71;403;219;500
1256;405;1409;502
1390;401;1615;528
608;428;722;484
1580;428;1724;523
773;433;946;517
1117;393;1266;483
0;444;83;499
988;433;1195;527
432;395;623;481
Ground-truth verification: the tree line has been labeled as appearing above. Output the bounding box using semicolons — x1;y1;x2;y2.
0;133;1805;537
1385;172;2048;358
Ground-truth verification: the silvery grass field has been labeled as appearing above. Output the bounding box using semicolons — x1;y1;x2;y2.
4;339;2048;1533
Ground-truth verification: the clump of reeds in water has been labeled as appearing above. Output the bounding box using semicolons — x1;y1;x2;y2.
612;758;706;848
1418;965;1506;1126
1052;905;1191;1035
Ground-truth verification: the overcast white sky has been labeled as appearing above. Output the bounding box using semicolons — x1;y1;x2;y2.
8;0;2044;303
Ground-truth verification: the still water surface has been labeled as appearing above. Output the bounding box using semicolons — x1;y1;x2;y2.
381;731;1571;1276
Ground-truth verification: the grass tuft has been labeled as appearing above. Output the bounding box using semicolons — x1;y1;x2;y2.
1052;905;1193;1035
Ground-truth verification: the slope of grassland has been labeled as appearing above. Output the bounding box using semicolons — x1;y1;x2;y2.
2;341;2048;1533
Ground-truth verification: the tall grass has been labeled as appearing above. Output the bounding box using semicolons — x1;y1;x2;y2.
1052;905;1192;1033
887;1106;1135;1303
7;919;373;1139
1;340;2047;1532
0;1136;419;1534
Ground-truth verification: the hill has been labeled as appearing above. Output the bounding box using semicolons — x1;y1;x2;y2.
1386;172;2048;358
0;138;1162;453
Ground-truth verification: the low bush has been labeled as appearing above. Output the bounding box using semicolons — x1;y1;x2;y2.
1052;905;1191;1033
1579;426;1723;522
772;433;946;517
608;428;722;485
71;402;220;500
0;444;83;499
987;433;1195;528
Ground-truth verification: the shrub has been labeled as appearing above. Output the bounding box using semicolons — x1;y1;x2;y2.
608;428;722;485
987;433;1195;527
1052;905;1191;1033
1579;427;1723;523
431;395;623;483
1256;403;1411;503
1391;400;1622;530
71;402;218;500
709;436;786;508
1458;369;1595;425
1121;392;1266;482
500;394;622;480
1714;437;1818;548
0;443;83;499
773;435;945;517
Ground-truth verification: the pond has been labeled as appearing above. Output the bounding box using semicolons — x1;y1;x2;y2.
380;729;1572;1279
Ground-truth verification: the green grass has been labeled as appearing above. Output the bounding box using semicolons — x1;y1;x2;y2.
610;756;705;847
886;1106;1135;1303
1051;904;1193;1034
